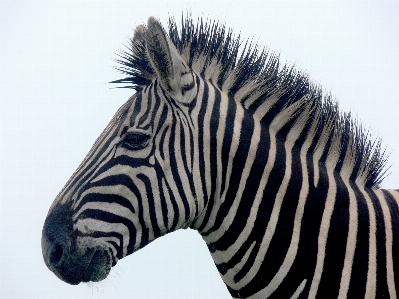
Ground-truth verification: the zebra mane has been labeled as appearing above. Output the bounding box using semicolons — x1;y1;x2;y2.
111;15;388;188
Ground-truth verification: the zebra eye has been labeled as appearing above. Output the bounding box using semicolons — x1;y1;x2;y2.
121;132;150;151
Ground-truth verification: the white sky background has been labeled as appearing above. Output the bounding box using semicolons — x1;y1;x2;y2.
1;1;399;298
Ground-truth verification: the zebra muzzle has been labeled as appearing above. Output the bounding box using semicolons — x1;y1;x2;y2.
81;249;112;283
42;203;112;284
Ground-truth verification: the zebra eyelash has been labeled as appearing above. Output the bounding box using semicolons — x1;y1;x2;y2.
120;132;151;151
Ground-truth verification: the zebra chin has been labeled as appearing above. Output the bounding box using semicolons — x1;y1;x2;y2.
41;203;115;284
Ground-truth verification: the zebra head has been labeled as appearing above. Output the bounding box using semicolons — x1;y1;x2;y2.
41;17;202;284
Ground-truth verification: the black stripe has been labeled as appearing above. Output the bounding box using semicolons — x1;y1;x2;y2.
74;156;149;205
76;209;136;256
367;188;389;297
75;193;137;217
137;173;161;238
197;83;221;233
63;103;130;198
347;183;368;298
197;83;214;234
195;81;211;231
317;173;350;298
76;230;124;261
138;87;153;129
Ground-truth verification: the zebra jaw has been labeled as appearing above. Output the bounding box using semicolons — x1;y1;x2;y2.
41;203;114;284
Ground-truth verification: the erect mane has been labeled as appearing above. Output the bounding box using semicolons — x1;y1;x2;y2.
111;15;388;188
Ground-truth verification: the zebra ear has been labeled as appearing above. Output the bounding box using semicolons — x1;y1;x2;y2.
146;17;196;105
132;24;146;47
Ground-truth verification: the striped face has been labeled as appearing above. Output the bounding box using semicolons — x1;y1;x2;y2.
42;17;201;284
42;82;199;284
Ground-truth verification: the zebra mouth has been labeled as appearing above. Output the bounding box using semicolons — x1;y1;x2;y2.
81;249;112;282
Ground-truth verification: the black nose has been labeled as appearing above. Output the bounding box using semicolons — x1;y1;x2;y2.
41;203;81;284
49;242;64;265
42;228;71;279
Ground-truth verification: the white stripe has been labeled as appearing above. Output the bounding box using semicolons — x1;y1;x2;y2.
203;84;216;203
215;92;228;200
63;130;120;206
149;176;167;235
290;279;307;299
190;79;206;225
308;132;340;299
61;99;135;207
311;118;334;188
170;110;196;225
195;86;229;230
210;124;275;265
195;93;244;230
138;87;155;128
75;201;135;220
161;130;186;228
337;180;358;299
204;118;261;243
75;218;131;257
162;178;174;230
220;241;256;290
73;184;139;213
253;94;280;119
239;107;310;294
356;185;377;298
132;87;150;127
153;110;188;229
376;189;397;298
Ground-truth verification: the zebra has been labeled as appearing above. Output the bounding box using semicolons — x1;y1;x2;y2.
41;15;399;298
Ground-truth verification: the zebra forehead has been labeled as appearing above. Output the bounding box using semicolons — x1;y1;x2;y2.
111;14;388;188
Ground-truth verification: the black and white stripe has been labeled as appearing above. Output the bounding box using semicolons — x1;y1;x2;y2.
42;15;399;298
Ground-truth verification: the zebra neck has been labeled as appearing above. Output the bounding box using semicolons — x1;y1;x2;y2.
200;181;399;298
190;86;263;232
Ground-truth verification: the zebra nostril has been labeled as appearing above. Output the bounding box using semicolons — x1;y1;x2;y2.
50;244;64;265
